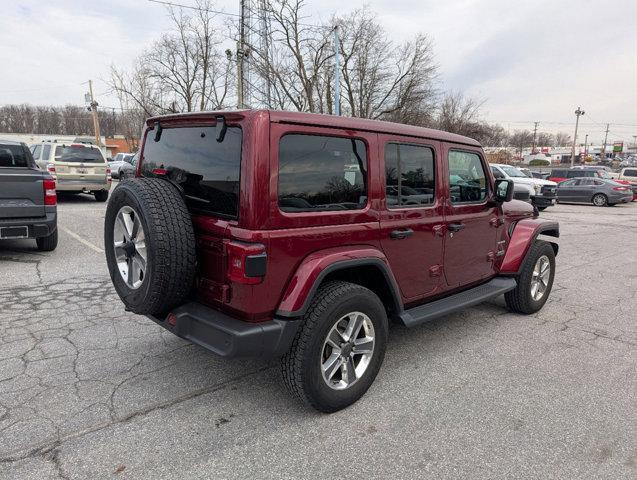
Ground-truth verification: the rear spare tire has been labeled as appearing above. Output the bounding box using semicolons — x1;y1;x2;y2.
104;178;196;315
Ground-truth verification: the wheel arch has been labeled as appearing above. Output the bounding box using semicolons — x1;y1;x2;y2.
500;219;559;275
276;250;403;319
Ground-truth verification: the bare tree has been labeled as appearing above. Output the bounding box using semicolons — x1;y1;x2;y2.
334;8;437;123
535;132;554;147
110;0;234;115
554;132;572;147
509;130;534;157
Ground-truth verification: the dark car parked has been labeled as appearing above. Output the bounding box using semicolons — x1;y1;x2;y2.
556;177;633;207
0;140;58;250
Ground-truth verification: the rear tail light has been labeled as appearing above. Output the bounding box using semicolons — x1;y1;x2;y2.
106;166;112;182
613;186;629;191
226;241;267;285
46;163;56;180
43;178;57;206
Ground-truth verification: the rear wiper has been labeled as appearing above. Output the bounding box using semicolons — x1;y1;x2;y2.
215;116;227;142
154;122;163;142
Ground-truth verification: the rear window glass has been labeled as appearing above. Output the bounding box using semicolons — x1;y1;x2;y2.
141;125;242;219
278;134;367;212
32;144;42;160
0;144;32;168
552;169;567;177
55;145;105;163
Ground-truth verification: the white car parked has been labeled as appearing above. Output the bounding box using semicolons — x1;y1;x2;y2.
490;163;557;210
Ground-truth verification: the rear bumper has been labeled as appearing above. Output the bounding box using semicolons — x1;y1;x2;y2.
0;209;57;238
147;302;301;359
56;179;111;192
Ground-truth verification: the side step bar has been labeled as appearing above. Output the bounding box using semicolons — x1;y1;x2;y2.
398;277;517;328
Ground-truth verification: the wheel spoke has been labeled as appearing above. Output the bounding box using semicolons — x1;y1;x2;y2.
353;336;374;355
115;215;131;242
120;212;134;239
322;353;343;381
342;357;357;385
343;314;364;342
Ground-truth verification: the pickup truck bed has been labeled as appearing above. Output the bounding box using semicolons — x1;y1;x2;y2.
0;140;58;249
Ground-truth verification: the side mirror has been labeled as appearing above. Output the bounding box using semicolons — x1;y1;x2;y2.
494;179;514;203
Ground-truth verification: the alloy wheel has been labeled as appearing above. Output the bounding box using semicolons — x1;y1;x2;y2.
113;206;147;289
320;311;375;390
530;255;550;301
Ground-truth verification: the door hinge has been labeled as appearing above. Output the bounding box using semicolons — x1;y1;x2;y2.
429;265;442;277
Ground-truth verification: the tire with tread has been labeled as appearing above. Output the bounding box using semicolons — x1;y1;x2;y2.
94;190;109;202
592;193;607;207
505;240;555;314
104;178;196;315
281;280;388;413
36;228;58;251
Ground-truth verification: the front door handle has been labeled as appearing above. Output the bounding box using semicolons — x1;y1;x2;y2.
447;223;465;233
390;229;414;239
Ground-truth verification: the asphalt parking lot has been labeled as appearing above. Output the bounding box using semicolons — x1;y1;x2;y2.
1;191;635;480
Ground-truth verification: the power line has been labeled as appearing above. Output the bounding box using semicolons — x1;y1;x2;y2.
147;0;329;29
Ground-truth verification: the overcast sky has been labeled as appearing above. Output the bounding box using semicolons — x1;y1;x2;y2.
1;0;636;143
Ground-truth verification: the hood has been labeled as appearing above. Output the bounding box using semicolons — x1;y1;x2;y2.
513;177;557;187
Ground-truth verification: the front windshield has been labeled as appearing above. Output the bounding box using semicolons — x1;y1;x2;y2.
501;166;527;178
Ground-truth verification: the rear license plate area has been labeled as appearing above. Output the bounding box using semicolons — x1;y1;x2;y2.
0;226;29;239
76;168;88;174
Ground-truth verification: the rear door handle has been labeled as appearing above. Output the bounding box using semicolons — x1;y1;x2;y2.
390;229;414;239
447;223;465;233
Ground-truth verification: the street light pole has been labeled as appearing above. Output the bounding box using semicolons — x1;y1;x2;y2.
584;134;588;156
570;107;585;167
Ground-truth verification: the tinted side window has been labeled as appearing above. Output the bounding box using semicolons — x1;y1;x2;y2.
32;145;42;160
490;166;505;179
41;144;51;162
278;134;367;212
552;169;567;177
448;151;487;203
624;169;637;176
385;143;435;207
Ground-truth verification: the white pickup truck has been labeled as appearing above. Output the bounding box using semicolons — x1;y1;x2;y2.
490;163;558;211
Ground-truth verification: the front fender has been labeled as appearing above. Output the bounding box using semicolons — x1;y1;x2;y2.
500;219;559;275
276;246;401;317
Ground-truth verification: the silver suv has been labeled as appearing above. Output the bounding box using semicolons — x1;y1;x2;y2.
31;142;111;201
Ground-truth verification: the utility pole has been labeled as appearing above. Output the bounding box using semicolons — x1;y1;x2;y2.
259;0;272;108
531;121;539;154
236;0;246;109
87;80;101;147
333;25;340;116
601;123;610;161
570;107;585;167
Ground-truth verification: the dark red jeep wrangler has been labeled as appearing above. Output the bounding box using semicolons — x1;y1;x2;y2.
104;110;559;412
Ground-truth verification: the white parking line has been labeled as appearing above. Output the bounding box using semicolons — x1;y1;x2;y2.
59;226;104;253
